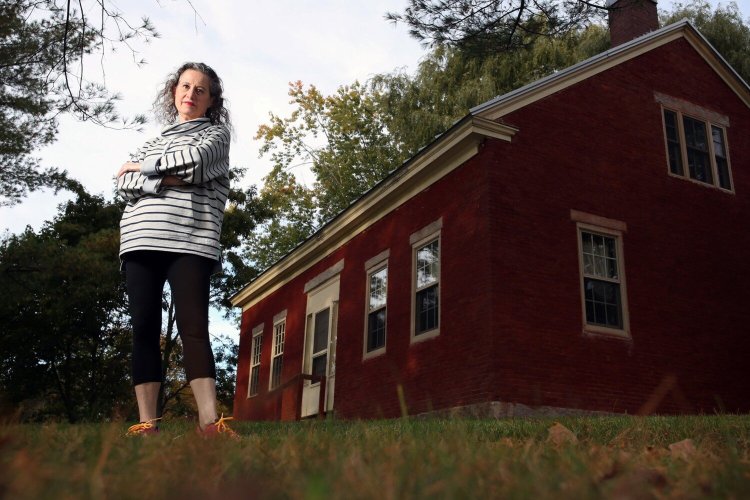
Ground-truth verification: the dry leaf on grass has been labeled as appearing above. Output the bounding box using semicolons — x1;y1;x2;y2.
546;422;578;447
669;438;696;461
607;467;667;500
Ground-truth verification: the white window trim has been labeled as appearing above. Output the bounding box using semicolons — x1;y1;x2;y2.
247;323;264;398
269;313;287;391
659;103;734;193
363;250;390;360
573;215;631;341
410;219;442;344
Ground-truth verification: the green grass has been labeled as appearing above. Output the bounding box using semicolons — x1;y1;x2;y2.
1;416;749;499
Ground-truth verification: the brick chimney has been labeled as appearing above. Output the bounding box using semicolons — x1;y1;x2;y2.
607;0;659;47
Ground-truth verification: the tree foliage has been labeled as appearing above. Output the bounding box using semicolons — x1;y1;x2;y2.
244;167;318;271
0;183;130;421
385;0;608;54
211;167;273;313
249;81;404;268
249;24;609;271
0;0;157;206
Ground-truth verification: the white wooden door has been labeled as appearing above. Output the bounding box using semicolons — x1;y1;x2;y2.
301;278;339;417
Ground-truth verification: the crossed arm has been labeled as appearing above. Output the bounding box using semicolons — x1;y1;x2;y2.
117;162;186;186
115;125;229;201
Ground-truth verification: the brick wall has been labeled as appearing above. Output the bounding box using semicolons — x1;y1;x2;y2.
485;38;750;414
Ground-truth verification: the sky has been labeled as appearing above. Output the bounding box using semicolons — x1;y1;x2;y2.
0;0;428;235
1;0;748;337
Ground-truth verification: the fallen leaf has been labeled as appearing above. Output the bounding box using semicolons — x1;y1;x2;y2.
547;422;578;447
607;467;667;500
669;438;696;461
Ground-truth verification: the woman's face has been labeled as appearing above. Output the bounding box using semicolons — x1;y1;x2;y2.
174;69;213;122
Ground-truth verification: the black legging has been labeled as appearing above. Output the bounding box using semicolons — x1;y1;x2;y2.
124;250;217;385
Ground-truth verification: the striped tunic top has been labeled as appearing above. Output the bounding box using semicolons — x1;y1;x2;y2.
117;118;230;270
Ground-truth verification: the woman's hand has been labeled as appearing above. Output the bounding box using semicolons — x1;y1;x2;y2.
117;162;141;177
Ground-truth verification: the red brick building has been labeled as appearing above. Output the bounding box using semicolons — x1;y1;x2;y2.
231;6;750;420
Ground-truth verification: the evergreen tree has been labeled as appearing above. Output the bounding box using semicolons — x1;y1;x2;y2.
385;0;609;54
0;0;157;206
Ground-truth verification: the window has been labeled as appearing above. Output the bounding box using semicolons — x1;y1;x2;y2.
410;219;442;342
311;308;330;377
269;319;285;390
415;240;439;334
364;255;388;357
248;324;263;397
662;108;733;191
573;214;630;339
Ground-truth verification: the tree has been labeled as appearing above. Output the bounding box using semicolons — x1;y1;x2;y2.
385;0;609;54
211;167;273;313
248;81;404;269
256;81;404;221
0;183;131;421
244;166;318;271
249;25;609;271
0;0;159;206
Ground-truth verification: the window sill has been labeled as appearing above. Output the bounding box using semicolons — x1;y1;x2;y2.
411;328;440;344
667;172;734;194
363;346;386;360
582;325;632;342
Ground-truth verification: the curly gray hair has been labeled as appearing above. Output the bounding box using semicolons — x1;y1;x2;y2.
153;62;231;128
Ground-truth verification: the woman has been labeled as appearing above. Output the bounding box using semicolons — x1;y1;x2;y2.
116;62;235;437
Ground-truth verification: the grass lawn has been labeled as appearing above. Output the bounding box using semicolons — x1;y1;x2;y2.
1;415;748;499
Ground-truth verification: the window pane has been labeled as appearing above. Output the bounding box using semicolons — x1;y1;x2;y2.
683;116;713;184
369;267;388;311
581;232;593;255
594;254;606;277
605;305;620;327
604;237;616;259
416;284;439;334
606;258;618;280
712;126;732;189
250;366;259;396
313;308;329;354
584;278;622;328
585;280;595;300
271;356;283;389
583;253;594;275
367;309;386;351
664;110;684;175
251;335;262;364
582;232;618;280
274;322;285;356
312;354;327;377
416;240;439;288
